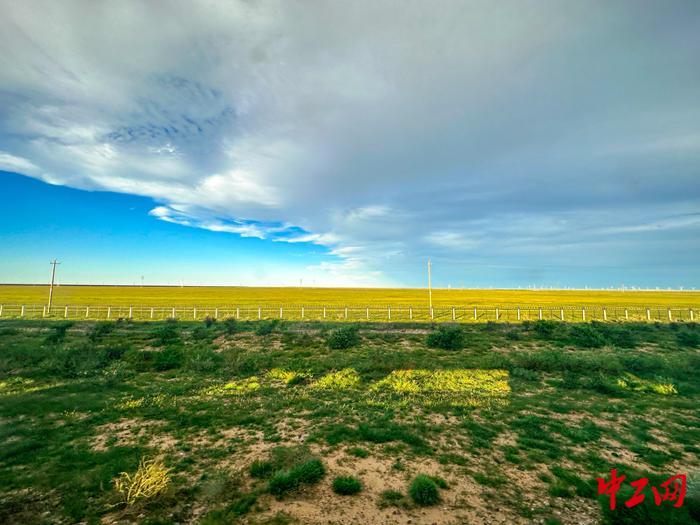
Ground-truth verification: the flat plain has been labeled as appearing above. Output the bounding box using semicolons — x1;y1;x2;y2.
1;319;699;524
1;284;699;307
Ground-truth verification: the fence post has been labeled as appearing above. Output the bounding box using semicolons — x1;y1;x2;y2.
86;306;90;318
107;307;111;319
560;308;564;321
150;307;154;319
646;308;650;321
495;307;499;321
690;309;695;322
668;308;672;322
538;308;542;320
582;307;586;321
603;308;607;321
625;309;628;321
430;307;434;320
409;306;412;320
388;306;391;320
323;307;326;319
64;306;68;318
301;307;304;319
236;307;240;319
129;306;133;319
258;306;261;320
193;307;197;320
474;307;477;320
215;307;219;319
345;307;348;320
452;307;455;321
280;307;283;319
0;305;3;317
517;307;521;321
20;305;25;317
172;307;176;318
42;306;46;318
366;307;369;320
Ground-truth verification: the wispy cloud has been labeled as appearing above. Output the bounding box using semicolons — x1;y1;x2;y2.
0;0;699;286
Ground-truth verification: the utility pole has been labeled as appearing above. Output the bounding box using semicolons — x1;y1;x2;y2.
48;259;60;309
427;258;432;310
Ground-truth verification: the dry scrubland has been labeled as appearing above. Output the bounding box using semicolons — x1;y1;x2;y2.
1;318;699;524
1;284;699;307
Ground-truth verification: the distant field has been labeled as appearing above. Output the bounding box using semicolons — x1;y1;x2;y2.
1;284;699;307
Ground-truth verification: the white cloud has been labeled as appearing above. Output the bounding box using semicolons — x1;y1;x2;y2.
0;0;699;286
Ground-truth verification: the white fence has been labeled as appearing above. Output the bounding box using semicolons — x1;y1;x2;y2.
0;304;697;323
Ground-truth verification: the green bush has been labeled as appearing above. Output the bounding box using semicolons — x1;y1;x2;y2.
677;331;700;348
268;459;325;497
153;346;184;371
687;475;700;522
327;326;360;350
155;319;180;345
88;321;114;342
332;475;362;495
409;474;440;506
45;322;74;344
533;320;560;339
426;325;464;350
567;324;607;348
203;316;216;328
223;318;238;335
255;320;279;336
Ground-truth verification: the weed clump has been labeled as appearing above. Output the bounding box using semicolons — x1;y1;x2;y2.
409;474;440;506
327;325;360;349
332;476;362;495
223;317;238;335
426;325;464;350
155;318;180;345
203;316;216;328
268;459;325;497
114;458;170;505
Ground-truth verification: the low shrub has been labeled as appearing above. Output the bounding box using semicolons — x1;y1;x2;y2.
155;319;180;345
153;346;184;371
88;321;114;342
327;326;360;350
255;320;279;336
426;325;464;350
332;475;362;495
223;318;238;335
203;316;216;328
409;474;440;506
268;459;325;497
533;320;560;339
567;324;607;348
249;459;275;479
677;331;700;348
45;322;74;344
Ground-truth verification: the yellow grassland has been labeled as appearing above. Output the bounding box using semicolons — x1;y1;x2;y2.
0;284;698;307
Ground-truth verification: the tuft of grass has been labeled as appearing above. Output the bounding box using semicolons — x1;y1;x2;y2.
268;459;325;497
409;474;440;506
113;458;170;506
378;489;410;509
347;447;369;458
332;476;362;495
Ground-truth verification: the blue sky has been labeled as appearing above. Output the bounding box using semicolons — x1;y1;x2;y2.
0;1;699;288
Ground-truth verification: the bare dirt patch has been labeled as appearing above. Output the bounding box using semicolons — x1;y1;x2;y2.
91;418;175;451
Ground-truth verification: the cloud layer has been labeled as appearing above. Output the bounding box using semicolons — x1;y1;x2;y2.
1;0;699;286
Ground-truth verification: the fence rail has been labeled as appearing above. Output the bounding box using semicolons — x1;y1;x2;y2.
0;304;697;323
